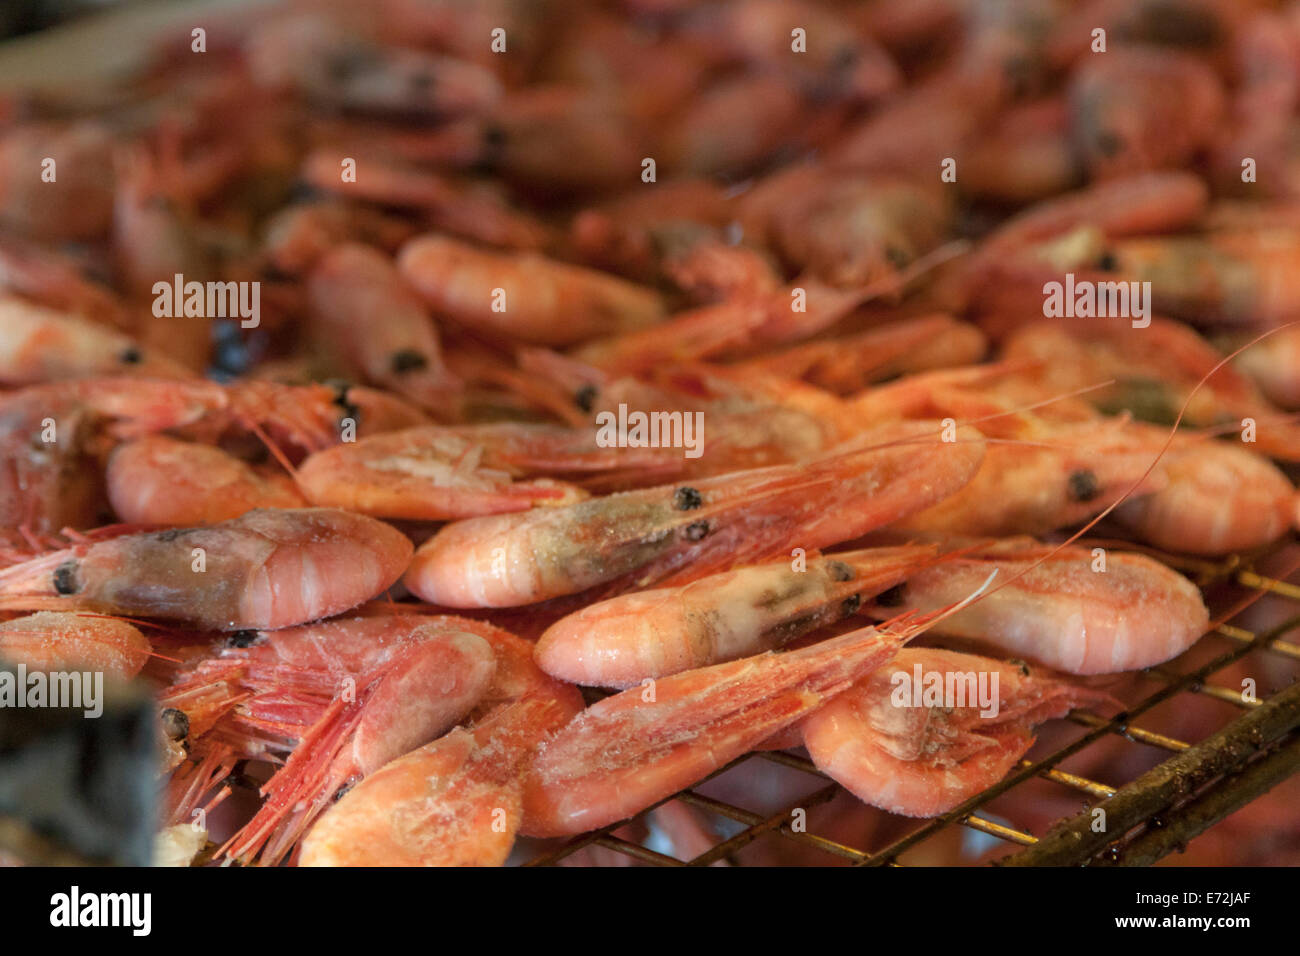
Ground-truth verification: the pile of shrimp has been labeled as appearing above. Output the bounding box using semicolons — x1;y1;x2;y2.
1;0;1299;867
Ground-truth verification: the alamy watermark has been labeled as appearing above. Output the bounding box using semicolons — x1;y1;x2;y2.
152;273;260;328
594;403;704;459
0;665;103;718
890;662;1000;718
1043;273;1151;328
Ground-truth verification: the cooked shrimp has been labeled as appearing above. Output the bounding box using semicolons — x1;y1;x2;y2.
306;243;460;412
535;545;939;688
0;508;412;630
521;621;922;837
801;647;1116;817
296;422;695;521
1114;432;1297;555
297;616;584;866
0;610;151;679
403;421;986;607
0;296;194;385
107;436;305;525
867;538;1210;673
397;234;665;346
163;617;497;864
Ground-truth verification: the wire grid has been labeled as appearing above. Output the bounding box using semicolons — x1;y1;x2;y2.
519;541;1300;867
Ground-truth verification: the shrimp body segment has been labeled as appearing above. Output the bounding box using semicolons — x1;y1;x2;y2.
0;509;412;630
398;234;665;346
802;647;1116;817
535;545;938;688
107;436;306;525
0;611;150;679
404;422;986;607
871;540;1209;674
520;623;914;837
294;424;651;521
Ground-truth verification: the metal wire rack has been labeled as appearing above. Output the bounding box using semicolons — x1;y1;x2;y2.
519;541;1300;867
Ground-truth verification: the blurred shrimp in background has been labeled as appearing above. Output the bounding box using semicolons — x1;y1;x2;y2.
0;0;1298;870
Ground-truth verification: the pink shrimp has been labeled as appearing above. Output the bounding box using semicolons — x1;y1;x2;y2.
801;647;1117;817
521;620;930;837
162;616;498;864
0;296;194;385
106;436;306;525
305;243;460;412
403;421;986;608
1002;317;1300;460
295;422;698;521
397;234;666;346
571;280;877;374
866;537;1210;674
1068;46;1225;181
297;616;584;866
0;122;116;241
1113;431;1297;555
534;545;939;688
727;314;988;394
0;508;412;630
0;611;151;679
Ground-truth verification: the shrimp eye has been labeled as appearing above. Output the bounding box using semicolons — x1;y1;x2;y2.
1008;658;1031;677
119;347;143;365
1097;250;1119;271
827;560;853;582
841;594;862;615
876;583;906;607
673;486;703;510
160;708;190;741
884;245;910;269
52;560;80;595
226;629;260;648
1068;469;1101;502
574;384;598;413
390;349;428;374
1094;130;1124;157
683;520;710;541
326;380;361;422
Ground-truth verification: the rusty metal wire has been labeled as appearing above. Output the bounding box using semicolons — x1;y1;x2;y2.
519;542;1300;867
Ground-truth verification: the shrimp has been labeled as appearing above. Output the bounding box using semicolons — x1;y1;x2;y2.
534;544;939;688
1002;318;1300;461
106;436;306;525
259;201;418;277
1229;325;1300;409
295;422;698;521
801;647;1116;817
571;280;875;374
298;150;550;250
0;122;116;241
0;297;194;385
0;611;151;679
299;692;574;866
306;244;460;412
727;314;988;394
397;234;666;346
162;616;498;864
297;617;584;866
245;14;502;118
1068;46;1225;180
1113;431;1297;555
0;508;412;630
866;538;1210;674
520;621;920;837
738;167;954;288
403;421;986;608
891;417;1165;538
